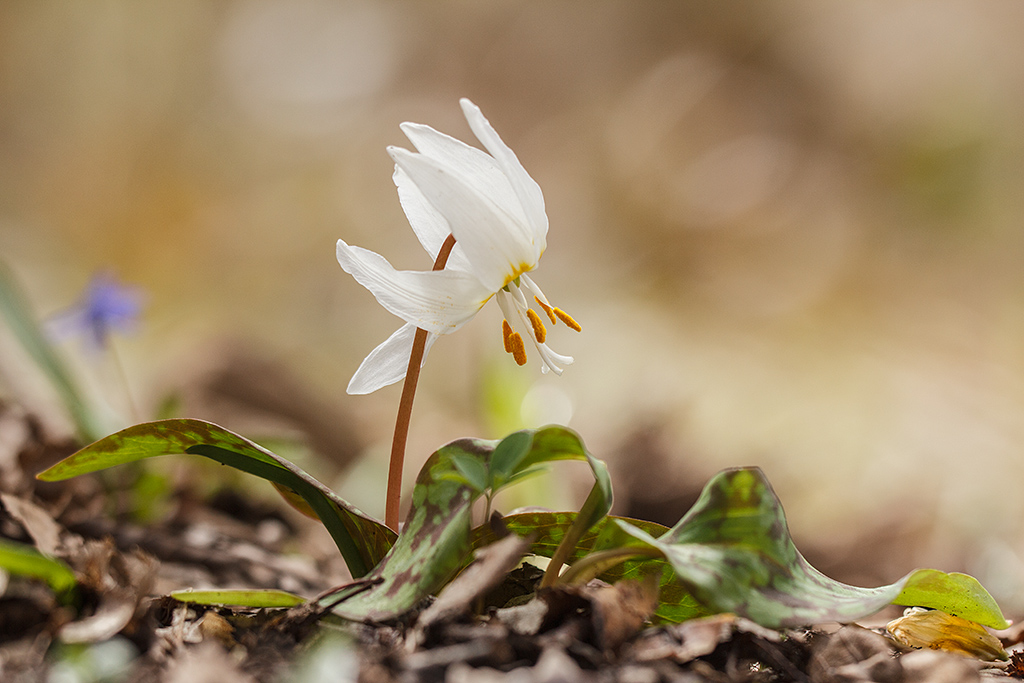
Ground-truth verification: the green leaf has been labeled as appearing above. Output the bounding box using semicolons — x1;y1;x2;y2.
488;430;533;489
331;426;611;622
0;261;102;441
894;569;1008;630
448;453;489;493
330;438;486;621
523;427;612;585
0;538;77;599
169;589;305;608
607;467;1008;629
36;419;396;578
473;512;710;623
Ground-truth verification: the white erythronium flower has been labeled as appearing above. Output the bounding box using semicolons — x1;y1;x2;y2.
337;98;580;395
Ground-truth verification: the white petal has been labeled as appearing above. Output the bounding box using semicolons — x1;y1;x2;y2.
336;240;491;334
347;323;439;394
393;166;472;273
388;147;538;292
398;123;528;231
460;99;548;249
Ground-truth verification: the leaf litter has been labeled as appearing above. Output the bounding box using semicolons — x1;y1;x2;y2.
0;403;1020;681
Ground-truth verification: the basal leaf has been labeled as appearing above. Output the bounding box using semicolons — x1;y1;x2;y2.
169;589;305;608
894;569;1008;629
36;419;395;578
609;467;1007;629
473;511;710;623
0;538;77;599
330;438;487;621
449;453;488;493
489;430;533;489
510;426;612;584
331;426;611;622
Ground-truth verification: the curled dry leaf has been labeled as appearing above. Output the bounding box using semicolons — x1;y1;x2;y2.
900;649;983;683
809;625;901;683
589;573;661;651
887;607;1007;661
633;612;781;665
411;533;532;648
59;539;157;643
1;493;63;555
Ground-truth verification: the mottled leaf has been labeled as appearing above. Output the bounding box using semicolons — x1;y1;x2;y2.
36;419;395;578
331;426;609;621
329;438;485;621
473;512;710;623
610;467;1008;629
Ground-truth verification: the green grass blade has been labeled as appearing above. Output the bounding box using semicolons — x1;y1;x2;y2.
0;538;78;599
169;589;305;608
36;419;395;577
0;261;101;441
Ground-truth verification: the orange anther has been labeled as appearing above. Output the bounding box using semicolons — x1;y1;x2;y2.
553;308;581;332
509;332;527;366
534;296;557;325
502;319;513;352
526;309;547;343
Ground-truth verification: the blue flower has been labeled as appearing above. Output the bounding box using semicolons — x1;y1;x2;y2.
49;272;144;350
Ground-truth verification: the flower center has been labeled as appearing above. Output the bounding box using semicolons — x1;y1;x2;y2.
496;278;580;368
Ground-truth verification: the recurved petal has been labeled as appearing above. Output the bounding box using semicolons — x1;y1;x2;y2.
393;166;472;273
388;148;539;292
347;323;439;395
336;240;491;334
460;99;548;247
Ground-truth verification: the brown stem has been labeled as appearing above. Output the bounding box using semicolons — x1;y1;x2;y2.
385;233;457;531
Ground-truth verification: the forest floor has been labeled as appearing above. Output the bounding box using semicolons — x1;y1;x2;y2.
0;401;1020;683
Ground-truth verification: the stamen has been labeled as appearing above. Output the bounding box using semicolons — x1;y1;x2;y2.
534;296;557;324
553;308;582;332
502;319;513;352
526;309;547;343
509;332;527;366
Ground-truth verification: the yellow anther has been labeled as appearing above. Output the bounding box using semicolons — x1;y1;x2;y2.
502;319;513;353
526;309;547;343
553;307;582;332
509;332;527;366
534;296;557;325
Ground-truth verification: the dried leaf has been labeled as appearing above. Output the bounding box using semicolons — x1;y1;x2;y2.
412;533;532;647
900;649;982;683
809;625;901;683
590;574;661;651
1;493;63;555
887;608;1007;661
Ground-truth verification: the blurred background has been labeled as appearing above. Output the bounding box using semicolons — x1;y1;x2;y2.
3;2;1024;610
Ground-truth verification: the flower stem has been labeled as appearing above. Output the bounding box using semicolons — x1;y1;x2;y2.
385;234;457;532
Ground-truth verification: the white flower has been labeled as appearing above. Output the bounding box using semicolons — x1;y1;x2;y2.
337;98;580;395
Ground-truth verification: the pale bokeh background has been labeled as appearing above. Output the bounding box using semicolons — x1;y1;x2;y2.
4;2;1024;609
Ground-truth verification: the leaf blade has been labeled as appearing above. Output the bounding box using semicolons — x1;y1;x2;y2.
36;419;396;577
608;467;1007;629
